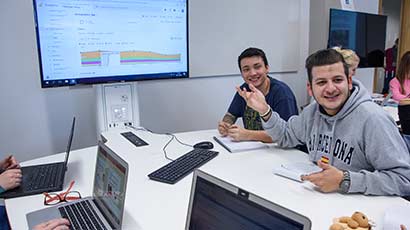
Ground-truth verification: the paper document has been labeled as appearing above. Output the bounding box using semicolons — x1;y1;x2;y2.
213;136;269;153
272;162;322;182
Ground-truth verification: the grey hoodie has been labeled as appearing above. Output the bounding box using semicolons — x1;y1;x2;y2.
263;79;410;196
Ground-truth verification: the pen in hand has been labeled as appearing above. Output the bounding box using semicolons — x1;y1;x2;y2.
5;155;20;170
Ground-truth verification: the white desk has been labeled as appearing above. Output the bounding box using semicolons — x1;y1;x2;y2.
5;128;409;230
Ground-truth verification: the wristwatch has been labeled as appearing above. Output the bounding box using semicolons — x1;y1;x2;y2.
339;170;351;193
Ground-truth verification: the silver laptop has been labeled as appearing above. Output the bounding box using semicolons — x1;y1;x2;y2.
381;92;393;106
185;169;312;230
26;141;129;230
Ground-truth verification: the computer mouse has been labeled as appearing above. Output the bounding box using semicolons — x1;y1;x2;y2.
193;141;214;150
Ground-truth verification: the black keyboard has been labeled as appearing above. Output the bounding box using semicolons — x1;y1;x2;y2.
25;164;62;191
121;131;149;147
59;199;107;230
148;148;218;184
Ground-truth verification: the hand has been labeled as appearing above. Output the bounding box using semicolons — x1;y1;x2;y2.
0;155;20;170
236;84;269;114
301;160;344;193
401;225;407;230
33;218;70;230
227;125;248;141
0;168;22;190
218;121;231;137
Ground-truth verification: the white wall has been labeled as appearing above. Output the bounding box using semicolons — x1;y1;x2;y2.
0;0;98;162
382;0;401;48
138;0;310;133
0;0;310;162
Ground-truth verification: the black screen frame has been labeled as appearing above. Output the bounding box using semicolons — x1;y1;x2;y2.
327;8;387;68
32;0;189;88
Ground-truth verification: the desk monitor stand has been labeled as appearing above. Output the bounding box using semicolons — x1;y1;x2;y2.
96;82;140;134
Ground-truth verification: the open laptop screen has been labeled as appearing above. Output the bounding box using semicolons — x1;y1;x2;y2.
187;172;309;230
93;144;128;227
63;117;75;169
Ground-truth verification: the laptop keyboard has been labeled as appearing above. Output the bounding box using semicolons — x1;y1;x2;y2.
148;148;219;184
59;199;107;230
25;164;62;191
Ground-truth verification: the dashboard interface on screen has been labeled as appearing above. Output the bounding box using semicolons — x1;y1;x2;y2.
33;0;188;87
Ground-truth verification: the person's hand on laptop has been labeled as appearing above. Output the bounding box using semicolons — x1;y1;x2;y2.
33;218;70;230
0;168;22;190
0;155;20;170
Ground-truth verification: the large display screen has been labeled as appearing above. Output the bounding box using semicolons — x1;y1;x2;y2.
328;9;387;68
33;0;188;88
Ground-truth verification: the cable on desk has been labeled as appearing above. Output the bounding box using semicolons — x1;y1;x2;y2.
127;125;193;161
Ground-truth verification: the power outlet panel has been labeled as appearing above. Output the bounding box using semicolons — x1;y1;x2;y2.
96;82;140;133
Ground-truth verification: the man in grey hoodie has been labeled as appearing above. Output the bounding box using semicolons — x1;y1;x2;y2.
237;48;410;196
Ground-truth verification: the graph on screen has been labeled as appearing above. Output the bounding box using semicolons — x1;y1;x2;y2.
33;0;188;87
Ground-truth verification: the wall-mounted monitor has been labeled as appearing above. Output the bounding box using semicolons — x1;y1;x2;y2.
33;0;188;88
328;9;387;68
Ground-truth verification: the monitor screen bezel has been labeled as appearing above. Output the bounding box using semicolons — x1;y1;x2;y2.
32;0;190;88
185;169;312;230
327;8;387;68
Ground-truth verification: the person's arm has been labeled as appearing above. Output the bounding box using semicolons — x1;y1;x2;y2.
0;168;22;191
390;79;409;101
227;125;273;143
348;113;410;195
236;84;306;147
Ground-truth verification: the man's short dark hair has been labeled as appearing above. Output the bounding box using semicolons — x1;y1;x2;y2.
238;47;268;70
305;49;349;83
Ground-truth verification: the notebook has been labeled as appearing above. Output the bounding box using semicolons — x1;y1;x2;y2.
272;162;322;182
27;141;129;230
213;136;269;153
0;117;76;199
185;169;312;230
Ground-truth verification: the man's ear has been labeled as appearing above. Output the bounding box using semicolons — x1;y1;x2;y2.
307;82;313;96
347;75;353;90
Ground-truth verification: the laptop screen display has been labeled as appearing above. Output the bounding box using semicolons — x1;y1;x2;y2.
93;145;127;226
188;177;305;230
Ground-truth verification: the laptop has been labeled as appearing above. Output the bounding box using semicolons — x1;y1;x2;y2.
381;92;393;106
27;141;129;230
185;169;312;230
0;117;76;199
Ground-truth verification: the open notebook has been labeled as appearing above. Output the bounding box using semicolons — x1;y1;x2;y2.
213;136;269;153
272;162;322;182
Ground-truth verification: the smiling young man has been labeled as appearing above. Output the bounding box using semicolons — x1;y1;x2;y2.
236;48;410;196
218;47;298;143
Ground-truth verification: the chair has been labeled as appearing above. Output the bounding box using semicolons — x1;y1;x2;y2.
398;102;410;135
403;134;410;152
